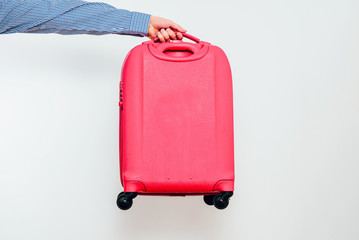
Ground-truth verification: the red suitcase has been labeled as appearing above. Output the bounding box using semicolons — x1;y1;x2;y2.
117;33;234;210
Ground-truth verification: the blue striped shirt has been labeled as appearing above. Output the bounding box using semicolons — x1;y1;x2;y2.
0;0;151;36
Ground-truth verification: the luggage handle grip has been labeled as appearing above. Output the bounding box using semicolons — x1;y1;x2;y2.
153;31;200;43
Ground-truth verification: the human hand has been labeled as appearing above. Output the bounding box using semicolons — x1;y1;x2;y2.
148;16;186;42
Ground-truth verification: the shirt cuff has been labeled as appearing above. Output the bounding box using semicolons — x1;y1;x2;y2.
128;12;151;37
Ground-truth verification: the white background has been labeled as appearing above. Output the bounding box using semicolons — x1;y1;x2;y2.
1;0;359;239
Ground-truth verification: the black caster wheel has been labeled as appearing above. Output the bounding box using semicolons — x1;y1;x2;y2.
203;195;215;206
117;192;125;199
213;194;229;210
116;192;138;210
213;191;233;210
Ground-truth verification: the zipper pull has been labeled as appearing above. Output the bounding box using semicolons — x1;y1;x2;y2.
119;81;123;108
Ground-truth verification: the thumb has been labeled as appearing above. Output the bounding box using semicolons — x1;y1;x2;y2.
169;22;186;33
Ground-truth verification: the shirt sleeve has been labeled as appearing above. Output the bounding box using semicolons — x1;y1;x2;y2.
0;0;151;37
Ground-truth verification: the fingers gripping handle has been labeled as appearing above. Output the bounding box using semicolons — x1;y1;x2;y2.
153;32;200;43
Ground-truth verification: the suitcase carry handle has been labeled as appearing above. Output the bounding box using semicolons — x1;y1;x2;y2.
153;31;200;43
149;30;208;62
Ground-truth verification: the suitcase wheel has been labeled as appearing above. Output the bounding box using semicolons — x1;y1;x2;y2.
116;192;138;210
203;195;215;206
204;191;233;210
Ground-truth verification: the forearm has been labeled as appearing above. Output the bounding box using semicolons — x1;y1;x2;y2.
0;0;150;36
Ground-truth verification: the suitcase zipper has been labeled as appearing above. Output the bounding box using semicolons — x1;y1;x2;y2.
119;80;124;184
119;81;123;109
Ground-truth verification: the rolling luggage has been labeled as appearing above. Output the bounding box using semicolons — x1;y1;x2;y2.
117;33;234;210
